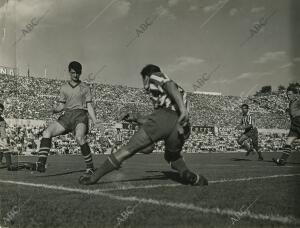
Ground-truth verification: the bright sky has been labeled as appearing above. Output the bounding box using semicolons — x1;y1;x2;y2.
0;0;299;95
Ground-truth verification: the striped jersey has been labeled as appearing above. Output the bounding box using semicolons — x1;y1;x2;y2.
241;113;255;128
146;72;189;112
58;81;92;110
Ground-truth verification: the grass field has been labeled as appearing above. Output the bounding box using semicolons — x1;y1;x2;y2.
0;152;299;228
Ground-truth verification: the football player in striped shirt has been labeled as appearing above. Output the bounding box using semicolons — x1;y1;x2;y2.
29;61;103;175
79;64;208;186
236;104;264;160
0;103;12;169
111;128;123;154
273;87;300;166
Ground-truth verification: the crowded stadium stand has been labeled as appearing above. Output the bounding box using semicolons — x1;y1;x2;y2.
0;73;293;154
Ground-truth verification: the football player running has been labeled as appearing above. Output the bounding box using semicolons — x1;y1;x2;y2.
273;86;300;166
79;64;208;186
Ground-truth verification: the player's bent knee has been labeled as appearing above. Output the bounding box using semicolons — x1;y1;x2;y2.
75;136;86;145
42;130;52;138
114;146;134;162
164;150;182;163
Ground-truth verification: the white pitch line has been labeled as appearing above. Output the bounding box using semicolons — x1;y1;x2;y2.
98;173;300;192
101;183;180;192
0;179;298;225
209;173;300;183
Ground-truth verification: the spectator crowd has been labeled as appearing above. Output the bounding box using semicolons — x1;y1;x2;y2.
0;74;296;155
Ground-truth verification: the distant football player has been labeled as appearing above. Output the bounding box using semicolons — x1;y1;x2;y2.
236;104;263;160
0;103;11;169
79;64;208;186
273;86;300;166
29;61;103;175
111;128;123;154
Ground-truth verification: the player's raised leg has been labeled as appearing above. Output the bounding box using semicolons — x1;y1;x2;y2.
33;121;66;172
79;128;153;184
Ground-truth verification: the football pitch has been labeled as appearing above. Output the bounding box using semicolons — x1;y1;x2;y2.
0;152;299;228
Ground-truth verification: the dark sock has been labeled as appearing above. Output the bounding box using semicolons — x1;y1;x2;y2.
281;145;292;161
80;143;94;170
170;157;189;176
256;148;263;158
92;154;121;182
38;138;51;165
4;152;11;166
0;151;3;163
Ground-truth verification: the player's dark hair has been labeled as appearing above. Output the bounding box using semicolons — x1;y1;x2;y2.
0;103;4;110
241;104;249;109
140;64;161;77
68;61;82;74
287;86;298;94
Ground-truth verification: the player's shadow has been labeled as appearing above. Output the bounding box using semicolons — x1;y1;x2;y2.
232;158;276;163
98;171;188;185
147;171;190;185
231;158;252;161
283;161;300;165
231;158;300;165
98;173;168;185
161;171;189;184
261;160;300;165
35;169;86;178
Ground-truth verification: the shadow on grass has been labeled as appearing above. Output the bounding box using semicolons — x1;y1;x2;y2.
98;170;189;185
231;158;252;161
231;158;300;165
98;173;168;185
35;169;86;178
